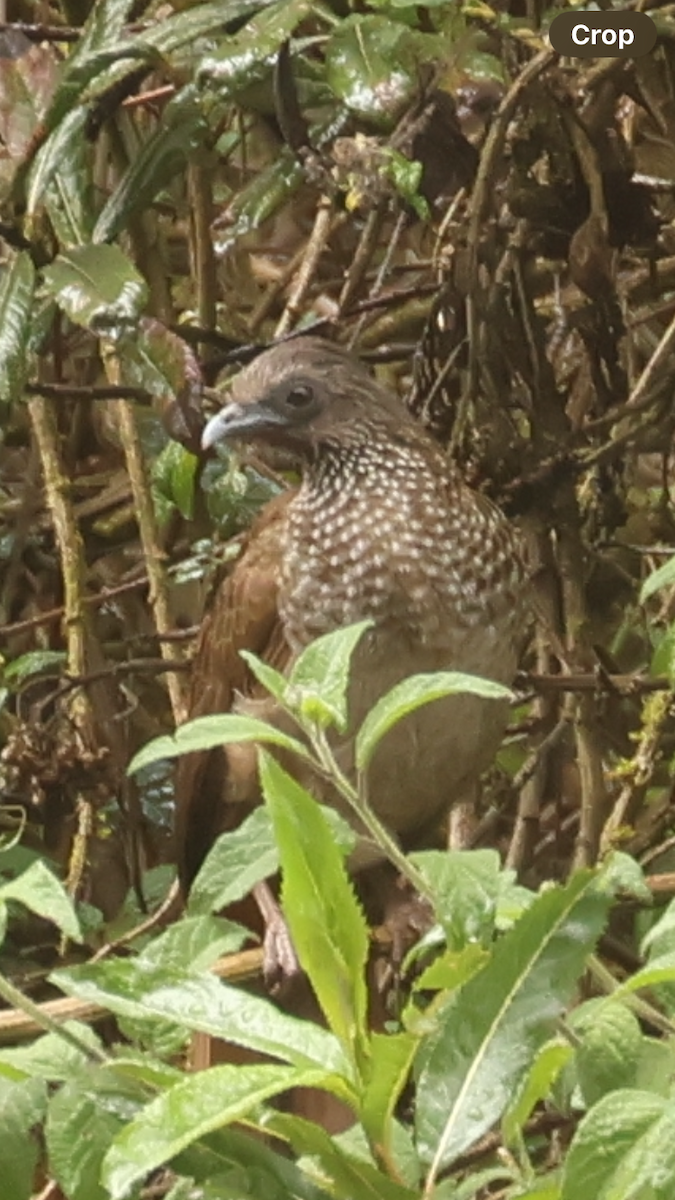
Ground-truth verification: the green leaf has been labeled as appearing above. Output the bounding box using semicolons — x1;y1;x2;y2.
26;108;90;223
4;649;66;685
416;871;609;1178
139;914;247;971
325;15;433;127
357;673;511;771
640;554;675;604
289;620;372;732
264;1111;417;1200
409;848;504;948
0;861;82;941
119;317;202;439
572;999;644;1107
188;806;279;916
560;1089;675;1200
239;650;288;704
128;713;310;775
502;1039;573;1144
52;958;348;1073
196;0;312;95
360;1031;419;1156
260;752;370;1070
46;1069;143;1200
0;1076;47;1200
41;244;148;333
93;87;208;244
153;442;198;521
103;1063;349;1200
0;1023;103;1083
0;252;35;403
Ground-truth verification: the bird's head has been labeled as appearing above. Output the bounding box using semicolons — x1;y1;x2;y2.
201;337;418;464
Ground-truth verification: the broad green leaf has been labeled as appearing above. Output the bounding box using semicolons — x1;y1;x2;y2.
325;15;434;126
139;914;247;971
265;1111;417;1200
640;554;675;604
42;244;148;333
4;649;65;684
170;1121;332;1200
260;753;370;1070
357;673;511;770
93;87;208;244
417;871;609;1180
561;1090;675;1200
0;252;35;403
0;1076;47;1200
0;861;82;941
408;848;504;948
0;1023;103;1083
52;957;348;1073
46;1068;145;1200
188;806;279;916
128;713;310;775
432;1166;520;1199
289;620;372;732
197;0;312;94
571;999;644;1107
103;1063;349;1200
153;442;198;521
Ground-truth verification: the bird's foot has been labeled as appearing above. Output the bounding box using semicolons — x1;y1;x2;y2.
262;909;302;996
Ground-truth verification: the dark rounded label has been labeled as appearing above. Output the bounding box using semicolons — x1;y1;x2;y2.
548;10;657;58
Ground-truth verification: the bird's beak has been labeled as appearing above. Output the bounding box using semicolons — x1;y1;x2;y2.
201;402;288;451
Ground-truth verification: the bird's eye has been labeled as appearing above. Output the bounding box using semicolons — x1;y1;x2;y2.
285;384;314;409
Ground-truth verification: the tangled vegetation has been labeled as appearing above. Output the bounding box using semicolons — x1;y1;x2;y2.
3;0;675;1197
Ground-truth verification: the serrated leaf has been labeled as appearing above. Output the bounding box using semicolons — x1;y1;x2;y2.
560;1089;675;1200
356;673;511;771
103;1063;349;1200
0;251;35;403
188;806;279;916
42;244;148;333
0;860;82;941
260;752;370;1070
417;871;609;1180
289;620;372;732
52;957;348;1073
128;713;310;775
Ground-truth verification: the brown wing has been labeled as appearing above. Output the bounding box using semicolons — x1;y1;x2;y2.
174;490;295;893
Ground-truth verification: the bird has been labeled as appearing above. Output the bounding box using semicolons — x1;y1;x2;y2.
175;335;530;941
